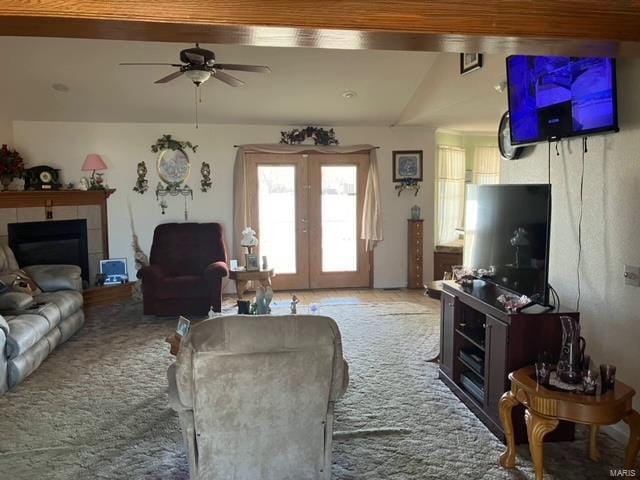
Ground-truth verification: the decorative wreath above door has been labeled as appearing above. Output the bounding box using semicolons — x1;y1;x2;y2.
279;126;339;146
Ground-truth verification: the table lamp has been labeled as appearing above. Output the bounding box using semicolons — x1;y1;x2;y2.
81;154;107;189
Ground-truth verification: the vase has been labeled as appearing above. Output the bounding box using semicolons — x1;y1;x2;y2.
0;175;13;190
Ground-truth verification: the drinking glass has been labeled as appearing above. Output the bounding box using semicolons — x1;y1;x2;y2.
600;364;616;393
581;369;599;395
535;361;551;386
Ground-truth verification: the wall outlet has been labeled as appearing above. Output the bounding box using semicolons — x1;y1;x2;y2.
624;265;640;286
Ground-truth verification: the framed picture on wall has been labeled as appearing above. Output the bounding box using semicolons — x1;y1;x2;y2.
460;53;483;75
392;150;423;182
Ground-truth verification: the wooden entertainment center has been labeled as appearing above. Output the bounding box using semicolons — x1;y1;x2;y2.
439;280;579;444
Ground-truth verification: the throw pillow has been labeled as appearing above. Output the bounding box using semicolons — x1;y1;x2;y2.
0;270;42;296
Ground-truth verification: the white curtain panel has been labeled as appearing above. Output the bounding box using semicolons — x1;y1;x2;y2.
473;145;501;184
233;144;382;258
435;146;466;246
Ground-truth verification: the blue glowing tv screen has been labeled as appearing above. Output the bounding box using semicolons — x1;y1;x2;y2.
506;56;618;145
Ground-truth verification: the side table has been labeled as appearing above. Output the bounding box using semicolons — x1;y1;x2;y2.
499;366;640;480
229;268;275;299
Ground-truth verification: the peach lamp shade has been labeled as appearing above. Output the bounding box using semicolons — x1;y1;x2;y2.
81;154;107;172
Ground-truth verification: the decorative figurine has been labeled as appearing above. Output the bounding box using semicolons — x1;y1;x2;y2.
200;162;212;192
254;286;273;314
241;227;259;253
290;294;299;314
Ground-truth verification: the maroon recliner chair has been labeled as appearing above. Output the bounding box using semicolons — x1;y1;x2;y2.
138;223;229;316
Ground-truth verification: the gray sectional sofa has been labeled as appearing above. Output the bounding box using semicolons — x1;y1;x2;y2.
0;245;84;394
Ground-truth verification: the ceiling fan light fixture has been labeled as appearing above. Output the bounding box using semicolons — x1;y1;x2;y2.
185;69;212;85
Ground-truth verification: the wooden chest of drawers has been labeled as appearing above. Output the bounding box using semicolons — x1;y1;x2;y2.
407;219;423;289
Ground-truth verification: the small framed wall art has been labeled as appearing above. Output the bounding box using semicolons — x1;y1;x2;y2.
392;150;423;182
460;53;483;75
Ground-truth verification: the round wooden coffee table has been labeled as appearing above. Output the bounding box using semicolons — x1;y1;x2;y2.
499;366;639;480
229;268;275;299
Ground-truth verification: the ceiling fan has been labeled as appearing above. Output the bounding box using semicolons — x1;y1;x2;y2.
119;44;271;87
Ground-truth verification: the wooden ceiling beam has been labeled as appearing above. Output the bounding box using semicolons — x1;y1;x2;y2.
1;1;639;56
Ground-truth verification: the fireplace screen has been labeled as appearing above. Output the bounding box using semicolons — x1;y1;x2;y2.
8;219;90;283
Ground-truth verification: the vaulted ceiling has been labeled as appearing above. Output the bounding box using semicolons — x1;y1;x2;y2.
0;36;507;131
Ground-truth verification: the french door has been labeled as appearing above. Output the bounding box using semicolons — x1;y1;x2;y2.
245;152;371;290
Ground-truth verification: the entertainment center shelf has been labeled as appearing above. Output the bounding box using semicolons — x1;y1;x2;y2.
438;280;579;444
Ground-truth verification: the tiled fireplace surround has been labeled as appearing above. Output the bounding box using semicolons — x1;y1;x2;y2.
0;190;114;284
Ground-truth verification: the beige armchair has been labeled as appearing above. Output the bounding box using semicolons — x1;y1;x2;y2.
167;314;349;480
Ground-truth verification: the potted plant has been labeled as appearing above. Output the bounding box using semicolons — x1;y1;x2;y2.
0;144;25;190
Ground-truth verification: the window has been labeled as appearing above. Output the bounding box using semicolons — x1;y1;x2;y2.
473;146;501;184
435;146;466;245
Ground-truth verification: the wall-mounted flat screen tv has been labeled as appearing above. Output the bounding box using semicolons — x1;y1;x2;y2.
463;184;551;305
506;56;618;145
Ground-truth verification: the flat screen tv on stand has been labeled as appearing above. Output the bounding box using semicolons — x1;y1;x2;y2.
463;184;551;306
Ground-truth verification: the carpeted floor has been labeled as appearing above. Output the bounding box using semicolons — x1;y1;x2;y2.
0;297;628;479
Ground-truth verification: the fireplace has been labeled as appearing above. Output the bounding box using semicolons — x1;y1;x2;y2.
8;220;89;283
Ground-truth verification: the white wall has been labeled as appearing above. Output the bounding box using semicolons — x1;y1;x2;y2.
501;59;640;420
12;122;435;289
0;118;12;145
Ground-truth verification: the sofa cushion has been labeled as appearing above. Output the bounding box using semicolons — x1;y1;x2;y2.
34;291;83;319
5;314;52;360
20;301;62;329
23;265;82;293
58;309;85;344
0;245;20;274
0;291;34;311
7;331;58;389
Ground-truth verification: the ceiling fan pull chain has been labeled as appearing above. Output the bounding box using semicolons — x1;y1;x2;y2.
194;86;199;129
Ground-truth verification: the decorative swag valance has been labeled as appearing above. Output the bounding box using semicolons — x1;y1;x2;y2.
233;143;382;258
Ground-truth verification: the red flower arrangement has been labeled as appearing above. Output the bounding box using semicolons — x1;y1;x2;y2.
0;144;25;177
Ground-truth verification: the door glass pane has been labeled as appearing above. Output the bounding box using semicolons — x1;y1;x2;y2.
321;165;357;272
258;165;297;274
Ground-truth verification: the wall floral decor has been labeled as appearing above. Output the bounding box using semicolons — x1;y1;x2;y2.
133;161;149;194
200;162;212;192
151;134;198;154
279;126;339;146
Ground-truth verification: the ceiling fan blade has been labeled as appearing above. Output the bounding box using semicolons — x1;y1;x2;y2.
185;52;205;64
215;63;271;73
213;70;245;87
119;63;183;66
154;71;185;84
